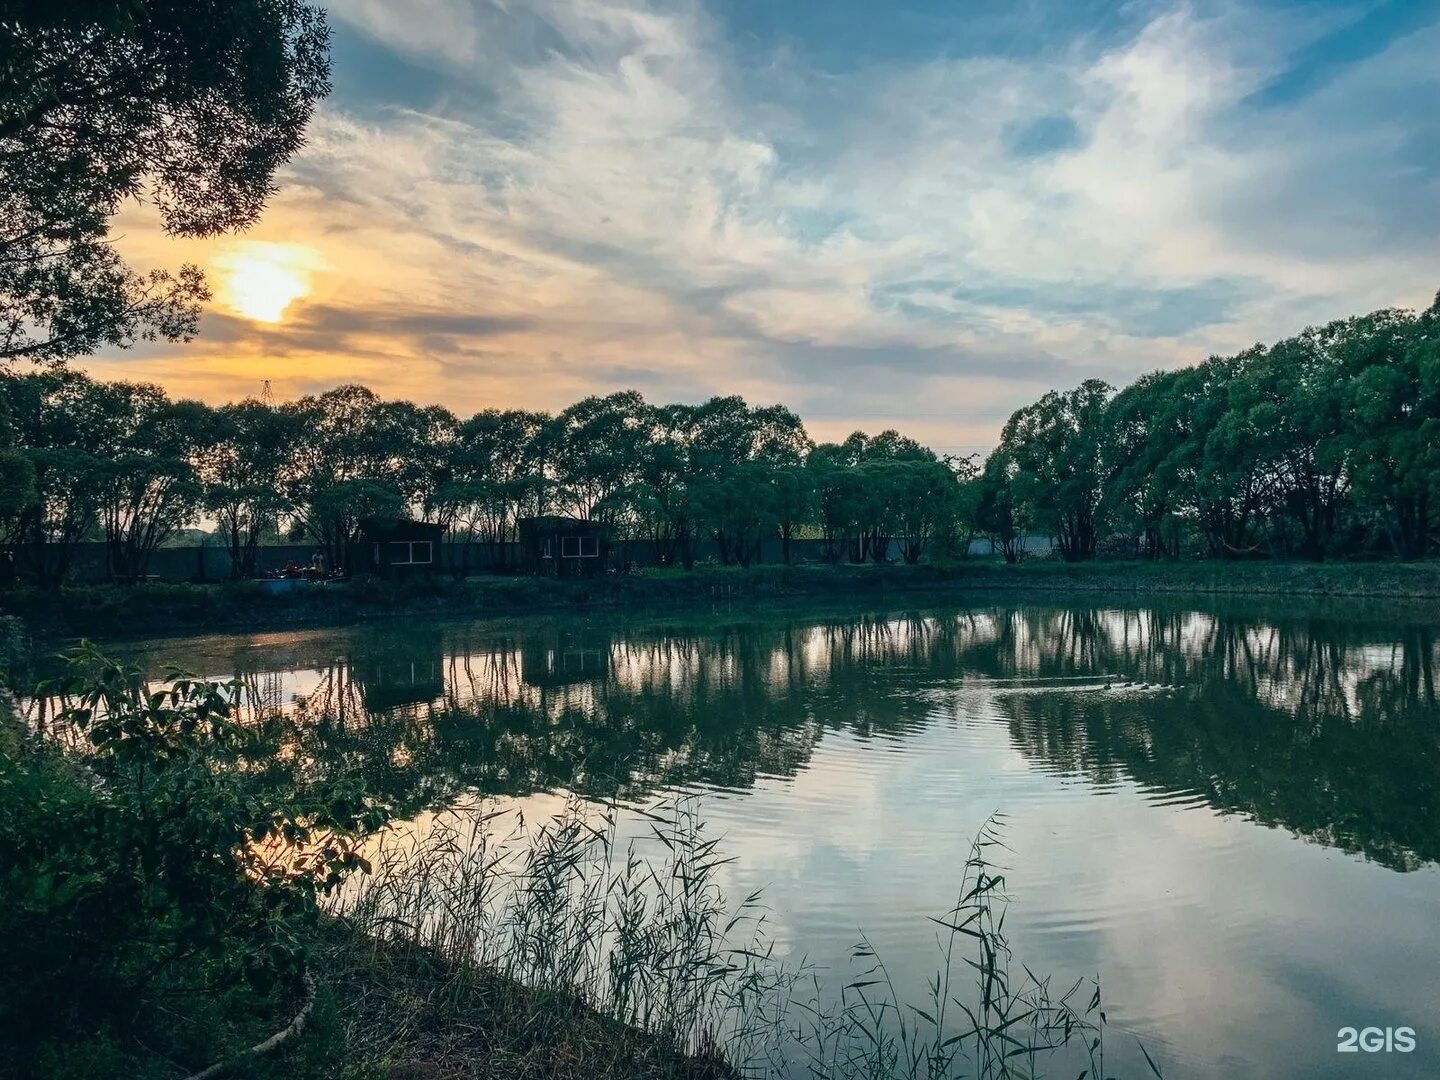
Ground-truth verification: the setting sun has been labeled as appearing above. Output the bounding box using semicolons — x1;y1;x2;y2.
213;242;319;323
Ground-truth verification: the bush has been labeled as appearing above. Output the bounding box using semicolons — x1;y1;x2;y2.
0;645;388;1075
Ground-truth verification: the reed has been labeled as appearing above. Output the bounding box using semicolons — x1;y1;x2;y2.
324;801;1161;1080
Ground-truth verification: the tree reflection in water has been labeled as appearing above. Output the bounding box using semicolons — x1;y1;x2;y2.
120;601;1440;872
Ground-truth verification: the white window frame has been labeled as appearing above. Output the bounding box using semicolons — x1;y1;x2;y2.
561;535;599;558
388;540;433;565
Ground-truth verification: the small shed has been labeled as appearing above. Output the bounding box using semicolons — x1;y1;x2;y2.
355;518;446;579
516;516;610;577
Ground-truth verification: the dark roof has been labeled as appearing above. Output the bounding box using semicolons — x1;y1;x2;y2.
357;517;446;538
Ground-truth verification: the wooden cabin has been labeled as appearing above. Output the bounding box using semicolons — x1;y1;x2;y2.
354;518;446;579
516;516;610;577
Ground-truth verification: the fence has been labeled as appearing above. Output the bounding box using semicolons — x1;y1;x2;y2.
4;534;1055;585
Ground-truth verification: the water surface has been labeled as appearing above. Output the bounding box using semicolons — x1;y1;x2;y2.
96;597;1440;1078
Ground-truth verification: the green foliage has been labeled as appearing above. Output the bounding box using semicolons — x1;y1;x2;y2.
0;645;385;1072
0;0;330;363
3;298;1437;589
984;301;1440;562
436;408;549;567
996;379;1111;562
91;382;208;579
0;447;35;520
199;399;305;579
0;612;27;690
0;370;112;583
973;450;1029;563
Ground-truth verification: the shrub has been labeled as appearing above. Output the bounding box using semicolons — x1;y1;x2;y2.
0;645;388;1073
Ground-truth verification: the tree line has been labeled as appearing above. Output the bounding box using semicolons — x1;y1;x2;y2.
0;376;967;582
1;296;1436;584
979;298;1439;563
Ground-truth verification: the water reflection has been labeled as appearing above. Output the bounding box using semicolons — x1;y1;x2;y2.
69;600;1440;1078
111;601;1440;872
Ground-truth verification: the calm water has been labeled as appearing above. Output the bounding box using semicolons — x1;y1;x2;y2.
95;598;1440;1078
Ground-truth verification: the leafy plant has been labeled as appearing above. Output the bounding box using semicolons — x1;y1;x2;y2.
0;644;385;1070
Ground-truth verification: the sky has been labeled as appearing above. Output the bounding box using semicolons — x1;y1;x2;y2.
90;0;1440;452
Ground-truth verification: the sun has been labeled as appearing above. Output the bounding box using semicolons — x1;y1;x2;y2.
213;242;319;323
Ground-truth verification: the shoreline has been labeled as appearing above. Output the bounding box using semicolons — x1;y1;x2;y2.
5;558;1440;642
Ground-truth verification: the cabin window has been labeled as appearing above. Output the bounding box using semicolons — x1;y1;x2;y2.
561;535;599;558
388;540;433;565
542;539;553;558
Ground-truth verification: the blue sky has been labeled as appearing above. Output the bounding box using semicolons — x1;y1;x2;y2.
102;0;1440;450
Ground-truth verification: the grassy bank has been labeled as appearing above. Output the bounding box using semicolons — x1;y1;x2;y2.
0;649;737;1080
7;558;1440;640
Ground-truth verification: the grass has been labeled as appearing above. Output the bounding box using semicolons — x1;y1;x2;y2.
304;799;1159;1080
776;816;1129;1080
7;557;1440;640
325;798;783;1079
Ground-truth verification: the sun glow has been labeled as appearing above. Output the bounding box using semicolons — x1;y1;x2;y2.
214;242;320;323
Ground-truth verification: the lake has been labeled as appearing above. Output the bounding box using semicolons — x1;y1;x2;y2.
90;596;1440;1078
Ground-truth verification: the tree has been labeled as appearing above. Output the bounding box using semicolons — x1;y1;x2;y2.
305;479;403;570
92;384;205;580
615;396;810;568
387;400;458;519
197;399;299;579
548;392;649;521
0;390;36;539
770;462;814;565
1234;331;1350;559
884;457;963;564
1102;370;1188;559
282;385;413;570
806;441;864;563
689;398;809;565
626;403;700;567
851;431;944;563
1342;309;1438;559
1174;352;1270;558
691;460;777;567
436;409;548;570
0;369;111;583
996;380;1112;562
938;454;983;561
0;0;330;363
974;449;1028;563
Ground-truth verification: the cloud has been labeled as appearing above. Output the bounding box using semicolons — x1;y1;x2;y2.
91;0;1440;447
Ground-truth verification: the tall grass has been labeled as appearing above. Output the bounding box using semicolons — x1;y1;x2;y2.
335;798;787;1075
777;814;1153;1080
331;800;1160;1080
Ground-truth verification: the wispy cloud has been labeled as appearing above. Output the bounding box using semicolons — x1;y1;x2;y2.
89;0;1440;449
